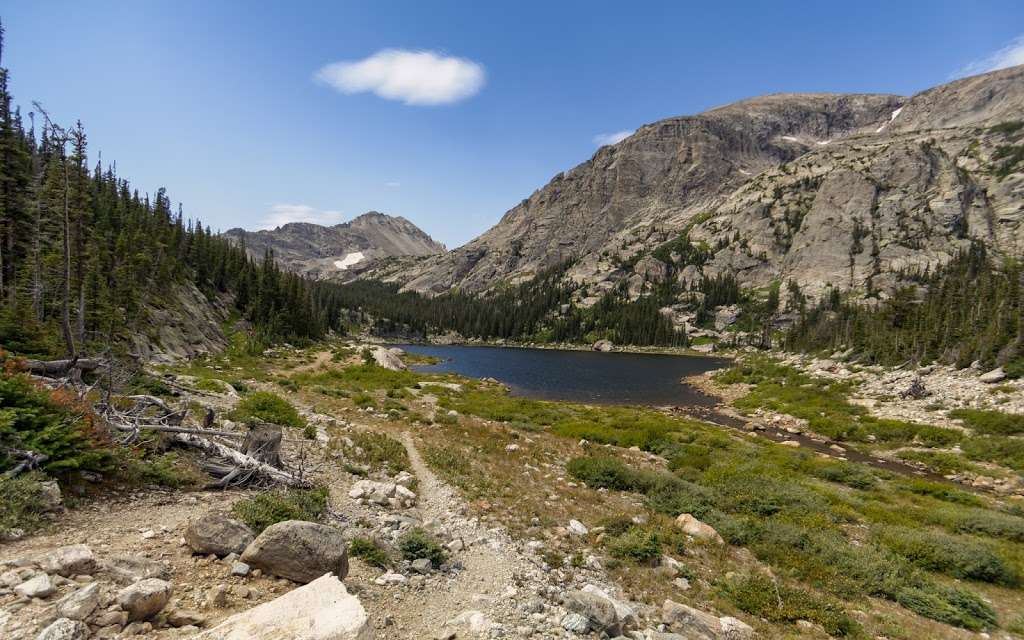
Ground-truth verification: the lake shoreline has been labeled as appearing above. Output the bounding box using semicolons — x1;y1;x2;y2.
380;336;730;360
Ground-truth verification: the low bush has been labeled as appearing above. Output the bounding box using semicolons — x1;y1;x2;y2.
961;435;1024;472
349;537;391;568
895;478;983;506
605;526;662;564
720;572;861;637
398;528;447;567
949;409;1024;436
877;526;1018;586
229;391;306;429
231;486;329;533
924;505;1024;542
0;473;50;538
119;451;205;489
567;455;654;492
339;431;410;474
0;370;110;478
896;450;984;475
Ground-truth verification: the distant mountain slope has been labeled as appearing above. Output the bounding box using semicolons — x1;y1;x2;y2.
389;65;1024;300
224;212;445;280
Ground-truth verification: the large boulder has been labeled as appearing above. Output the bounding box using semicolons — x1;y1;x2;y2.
117;578;173;621
562;590;620;635
979;367;1006;383
195;574;371;639
592;339;614;352
662;600;754;640
185;513;255;557
674;514;724;544
371;346;406;371
35;618;89;640
240;520;348;583
580;584;638;629
41;545;97;577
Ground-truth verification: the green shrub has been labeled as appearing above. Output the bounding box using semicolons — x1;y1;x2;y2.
877;526;1018;586
229;391;306;429
950;409;1024;435
193;378;230;393
231;486;329;533
896;450;984;475
349;537;391;568
352;393;375;408
605;526;662;564
0;473;50;537
1007;613;1024;635
0;371;109;477
1004;358;1024;380
721;573;861;637
895;478;983;506
398;528;447;567
925;505;1024;542
961;435;1024;472
566;456;653;492
339;431;410;474
811;460;877;489
120;451;205;489
892;583;996;631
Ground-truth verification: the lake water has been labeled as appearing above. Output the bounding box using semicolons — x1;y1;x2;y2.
397;344;729;406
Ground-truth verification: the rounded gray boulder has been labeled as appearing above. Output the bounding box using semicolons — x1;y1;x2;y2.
185;512;254;558
240;520;348;584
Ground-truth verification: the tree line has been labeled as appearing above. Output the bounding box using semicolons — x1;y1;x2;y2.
0;23;336;358
785;243;1023;373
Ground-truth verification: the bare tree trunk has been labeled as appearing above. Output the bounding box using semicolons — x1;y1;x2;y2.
77;280;85;345
61;158;75;357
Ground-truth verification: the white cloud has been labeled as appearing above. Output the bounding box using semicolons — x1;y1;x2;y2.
954;35;1024;78
385;181;401;188
258;204;344;229
315;49;485;106
592;130;634;146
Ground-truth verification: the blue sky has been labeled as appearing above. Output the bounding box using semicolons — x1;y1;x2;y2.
3;2;1022;247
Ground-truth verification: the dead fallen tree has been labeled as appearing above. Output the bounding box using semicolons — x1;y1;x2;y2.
99;394;308;488
25;357;104;378
3;448;49;478
172;431;308;488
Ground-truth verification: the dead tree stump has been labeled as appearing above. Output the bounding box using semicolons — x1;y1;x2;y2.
241;422;283;468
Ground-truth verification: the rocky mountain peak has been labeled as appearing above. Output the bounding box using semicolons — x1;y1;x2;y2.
223;211;444;281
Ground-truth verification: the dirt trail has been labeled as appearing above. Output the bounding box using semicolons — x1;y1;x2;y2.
359;432;538;638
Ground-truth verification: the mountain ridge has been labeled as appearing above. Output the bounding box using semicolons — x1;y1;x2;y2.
374;66;1023;304
223;211;445;281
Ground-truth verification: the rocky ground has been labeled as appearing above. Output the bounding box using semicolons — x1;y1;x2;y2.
689;348;1024;497
0;347;752;640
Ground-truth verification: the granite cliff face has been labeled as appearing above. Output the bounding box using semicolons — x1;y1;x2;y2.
224;212;444;281
391;66;1024;301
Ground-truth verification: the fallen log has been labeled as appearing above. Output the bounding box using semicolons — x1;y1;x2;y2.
25;357;104;377
3;449;49;478
171;432;309;488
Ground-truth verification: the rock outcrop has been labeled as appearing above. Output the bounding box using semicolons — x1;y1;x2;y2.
386;65;1023;304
